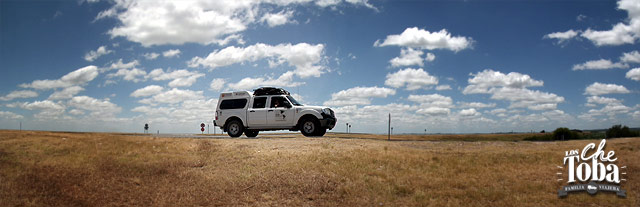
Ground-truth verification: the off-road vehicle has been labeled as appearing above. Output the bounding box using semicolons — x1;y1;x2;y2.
214;87;336;137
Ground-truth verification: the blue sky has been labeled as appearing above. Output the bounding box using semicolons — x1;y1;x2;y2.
1;0;639;134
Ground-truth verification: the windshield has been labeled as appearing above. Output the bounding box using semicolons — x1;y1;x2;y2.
286;95;303;106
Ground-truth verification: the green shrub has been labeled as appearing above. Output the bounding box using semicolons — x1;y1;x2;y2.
606;125;639;138
552;127;581;140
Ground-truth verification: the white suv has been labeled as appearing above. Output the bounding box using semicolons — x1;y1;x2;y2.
213;87;336;137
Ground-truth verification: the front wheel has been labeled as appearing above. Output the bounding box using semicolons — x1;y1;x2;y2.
226;120;244;137
300;118;321;137
245;130;259;138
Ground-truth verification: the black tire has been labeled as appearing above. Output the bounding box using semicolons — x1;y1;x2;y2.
300;118;321;137
226;119;244;137
315;128;327;137
245;130;259;138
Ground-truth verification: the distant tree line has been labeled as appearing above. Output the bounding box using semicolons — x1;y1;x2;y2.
525;125;639;141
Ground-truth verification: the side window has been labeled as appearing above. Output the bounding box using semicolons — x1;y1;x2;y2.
253;97;267;108
220;99;248;109
269;96;291;108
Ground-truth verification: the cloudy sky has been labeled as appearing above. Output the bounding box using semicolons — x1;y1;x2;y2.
1;0;639;134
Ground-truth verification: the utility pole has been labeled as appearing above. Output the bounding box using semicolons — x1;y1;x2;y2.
346;123;349;133
207;124;210;134
20;121;22;131
424;129;426;135
388;113;391;141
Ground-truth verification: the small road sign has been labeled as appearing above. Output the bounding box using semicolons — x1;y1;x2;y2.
200;123;205;128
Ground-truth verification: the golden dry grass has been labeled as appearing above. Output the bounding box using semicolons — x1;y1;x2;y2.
0;130;638;206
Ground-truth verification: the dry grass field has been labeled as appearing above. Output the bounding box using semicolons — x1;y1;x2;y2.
0;130;638;206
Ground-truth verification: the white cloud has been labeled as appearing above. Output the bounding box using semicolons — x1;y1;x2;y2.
572;59;629;70
209;78;226;91
97;0;375;47
324;86;396;106
261;10;295;27
84;46;113;62
462;69;543;94
490;87;564;110
626;68;640;81
385;68;438;90
620;51;640;63
69;96;121;118
374;27;473;52
389;48;425;67
189;43;326;78
587;96;622;105
162;49;181;58
141;88;205;104
0;111;24;119
580;0;640;46
435;85;451;91
147;68;205;88
19;65;99;90
18;100;66;119
130;85;164;97
459;108;480;117
0;90;38;101
408;94;454;116
143;52;160;60
226;71;303;91
425;52;435;62
107;68;147;83
458;102;496;108
584;82;630;95
108;59;139;71
48;86;84;100
544;29;579;44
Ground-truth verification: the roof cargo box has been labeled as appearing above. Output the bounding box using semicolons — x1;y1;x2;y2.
253;87;290;96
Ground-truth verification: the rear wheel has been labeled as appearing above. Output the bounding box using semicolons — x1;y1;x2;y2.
300;118;321;137
245;130;259;138
226;120;244;137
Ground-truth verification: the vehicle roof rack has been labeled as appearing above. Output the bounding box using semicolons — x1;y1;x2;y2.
253;87;290;96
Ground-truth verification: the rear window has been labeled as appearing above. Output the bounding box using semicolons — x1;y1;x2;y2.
253;97;267;108
219;99;248;110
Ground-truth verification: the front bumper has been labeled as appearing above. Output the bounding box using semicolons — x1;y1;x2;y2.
319;114;336;130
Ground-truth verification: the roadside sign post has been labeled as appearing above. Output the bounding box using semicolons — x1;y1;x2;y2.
388;113;391;141
200;123;205;134
144;123;149;134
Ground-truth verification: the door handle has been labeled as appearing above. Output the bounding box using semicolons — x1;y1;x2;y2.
249;110;255;112
268;110;274;112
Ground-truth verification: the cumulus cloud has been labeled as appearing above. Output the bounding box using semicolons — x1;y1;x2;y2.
374;27;473;52
544;29;579;44
462;69;543;94
385;68;438;90
189;43;326;78
261;10;295;27
107;68;147;83
389;48;425;67
425;52;436;62
130;85;164;97
143;52;160;60
463;69;563;110
17;100;66;119
435;85;451;91
139;88;204;105
0;90;38;101
459;108;480;117
587;96;622;105
584;82;630;95
226;71;303;91
572;59;629;70
84;46;113;62
97;0;375;47
20;65;99;90
324;86;396;106
147;68;205;88
162;49;181;58
626;68;640;81
68;96;122;118
48;86;84;100
621;51;640;63
107;59;139;71
408;94;453;116
582;0;640;46
209;78;226;91
458;102;496;108
0;111;24;119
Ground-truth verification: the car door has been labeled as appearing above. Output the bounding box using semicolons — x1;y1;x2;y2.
267;96;295;127
247;96;267;126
